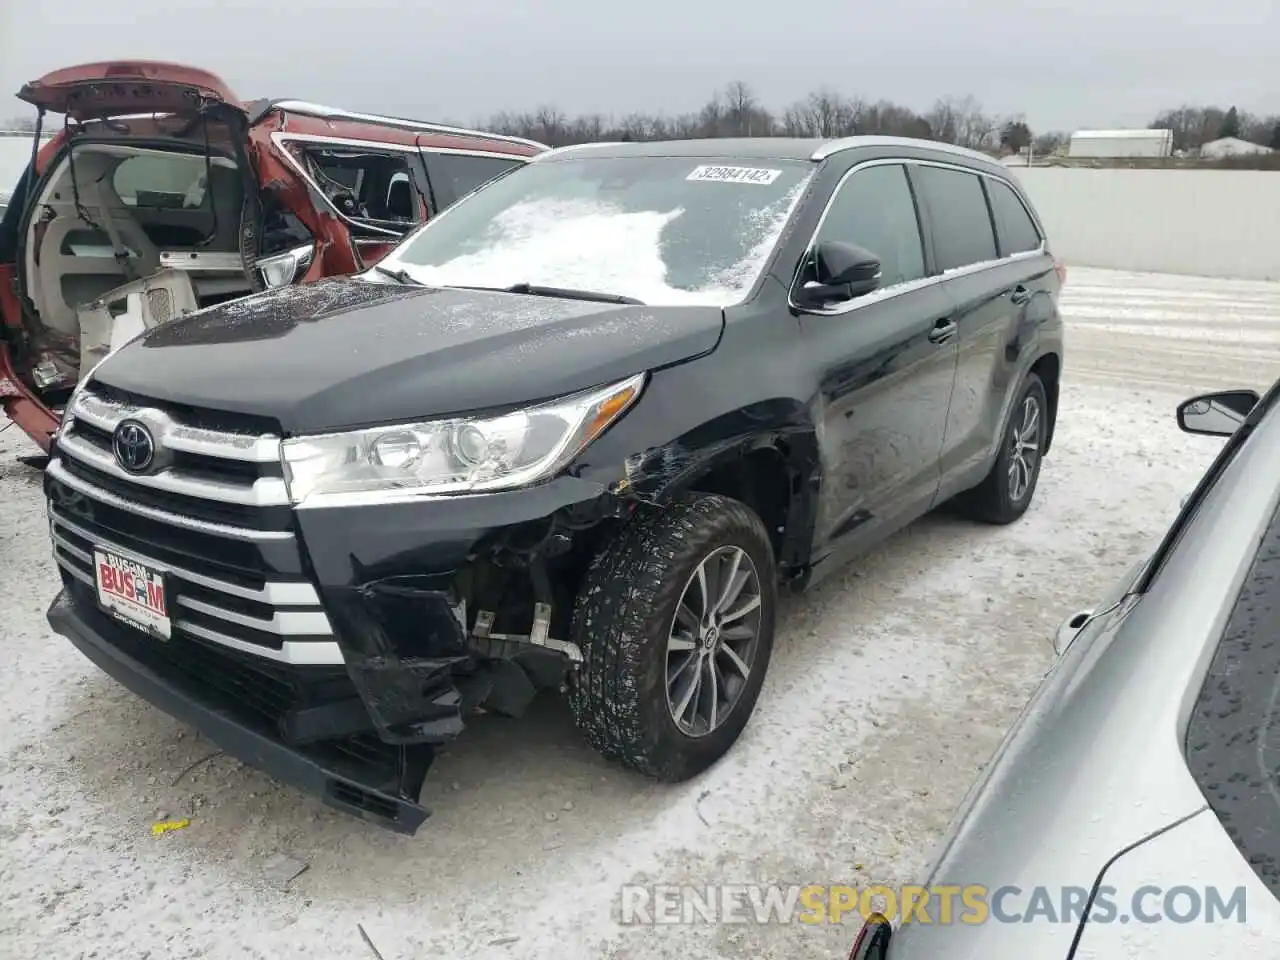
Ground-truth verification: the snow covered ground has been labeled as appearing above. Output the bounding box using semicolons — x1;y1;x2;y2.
2;266;1279;960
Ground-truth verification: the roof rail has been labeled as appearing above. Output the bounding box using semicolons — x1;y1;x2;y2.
267;101;549;151
529;141;631;161
811;135;999;165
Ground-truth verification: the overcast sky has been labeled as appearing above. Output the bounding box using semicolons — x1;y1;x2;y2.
1;0;1276;133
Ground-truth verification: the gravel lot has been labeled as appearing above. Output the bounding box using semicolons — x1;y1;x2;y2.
3;267;1279;960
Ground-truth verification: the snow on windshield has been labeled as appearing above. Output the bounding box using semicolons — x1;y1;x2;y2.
404;178;810;306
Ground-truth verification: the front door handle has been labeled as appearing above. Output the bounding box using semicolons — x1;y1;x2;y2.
928;319;957;344
1010;285;1032;305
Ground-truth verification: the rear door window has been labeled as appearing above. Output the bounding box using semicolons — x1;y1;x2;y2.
812;163;926;288
986;178;1042;256
912;166;998;271
289;141;424;233
421;152;525;210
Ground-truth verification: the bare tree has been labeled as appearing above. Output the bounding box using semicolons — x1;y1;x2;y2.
946;95;996;150
471;84;1270;161
1150;105;1228;152
721;81;767;136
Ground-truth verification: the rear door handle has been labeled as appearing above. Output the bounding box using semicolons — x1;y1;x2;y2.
1010;285;1032;305
928;318;957;344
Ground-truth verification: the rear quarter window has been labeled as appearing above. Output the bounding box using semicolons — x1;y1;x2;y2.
423;152;524;209
912;165;997;271
1186;496;1280;899
986;178;1042;255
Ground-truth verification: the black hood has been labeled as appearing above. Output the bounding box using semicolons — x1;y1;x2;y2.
91;278;724;433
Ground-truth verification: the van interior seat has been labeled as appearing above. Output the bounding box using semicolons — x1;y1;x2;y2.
28;147;248;338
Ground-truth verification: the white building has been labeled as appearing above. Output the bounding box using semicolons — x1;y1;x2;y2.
1199;136;1273;159
1068;129;1173;159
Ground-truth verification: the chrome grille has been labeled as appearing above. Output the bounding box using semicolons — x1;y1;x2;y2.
49;381;343;666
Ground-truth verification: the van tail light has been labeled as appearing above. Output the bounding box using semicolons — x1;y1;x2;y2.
1053;257;1067;288
849;913;892;960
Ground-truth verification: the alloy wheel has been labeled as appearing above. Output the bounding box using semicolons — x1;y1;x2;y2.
665;545;764;738
1007;394;1043;503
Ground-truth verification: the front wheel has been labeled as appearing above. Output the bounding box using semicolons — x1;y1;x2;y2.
568;492;777;781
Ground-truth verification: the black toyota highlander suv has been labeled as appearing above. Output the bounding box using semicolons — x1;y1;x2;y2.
44;136;1064;833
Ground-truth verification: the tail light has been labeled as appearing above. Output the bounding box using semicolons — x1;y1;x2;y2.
1053;257;1067;287
849;913;892;960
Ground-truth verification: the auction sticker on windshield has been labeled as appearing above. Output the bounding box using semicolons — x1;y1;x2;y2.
686;165;783;185
94;548;171;639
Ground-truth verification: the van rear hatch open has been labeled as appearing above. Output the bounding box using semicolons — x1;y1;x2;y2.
18;60;244;120
9;61;259;397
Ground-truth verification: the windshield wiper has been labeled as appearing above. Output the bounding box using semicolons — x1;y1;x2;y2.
503;283;645;305
430;281;645;305
371;264;422;285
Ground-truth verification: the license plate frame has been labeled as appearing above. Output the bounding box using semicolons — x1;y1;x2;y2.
93;547;171;640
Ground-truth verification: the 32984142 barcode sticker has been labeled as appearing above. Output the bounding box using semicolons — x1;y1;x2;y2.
686;165;783;185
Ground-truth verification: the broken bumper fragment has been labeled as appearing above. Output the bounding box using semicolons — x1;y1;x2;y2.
48;588;434;832
45;468;621;833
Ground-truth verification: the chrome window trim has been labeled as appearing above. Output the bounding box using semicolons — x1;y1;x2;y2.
271;132;423;239
420;146;536;163
48;510;320;606
47;458;293;543
981;174;1049;257
788;156;1048;317
266;101;549;151
277;131;530;163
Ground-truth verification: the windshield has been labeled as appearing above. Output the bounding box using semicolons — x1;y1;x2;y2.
385;155;814;305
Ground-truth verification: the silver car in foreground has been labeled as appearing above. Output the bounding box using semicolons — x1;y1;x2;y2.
850;382;1280;959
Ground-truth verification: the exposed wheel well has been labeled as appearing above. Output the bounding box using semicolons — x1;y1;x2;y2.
1030;352;1061;453
687;447;792;562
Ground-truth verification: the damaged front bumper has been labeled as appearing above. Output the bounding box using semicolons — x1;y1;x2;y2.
48;588;435;832
45;472;625;833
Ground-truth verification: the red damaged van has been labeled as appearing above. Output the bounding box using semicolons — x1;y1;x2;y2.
0;61;546;456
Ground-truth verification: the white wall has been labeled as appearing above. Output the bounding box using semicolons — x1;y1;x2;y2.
1013;167;1280;281
0;135;51;193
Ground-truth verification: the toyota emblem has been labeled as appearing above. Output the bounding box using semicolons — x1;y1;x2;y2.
113;420;156;473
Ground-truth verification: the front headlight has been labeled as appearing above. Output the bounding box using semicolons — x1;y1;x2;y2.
281;373;646;506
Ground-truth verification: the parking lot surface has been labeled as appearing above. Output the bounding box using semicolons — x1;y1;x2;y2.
2;267;1279;960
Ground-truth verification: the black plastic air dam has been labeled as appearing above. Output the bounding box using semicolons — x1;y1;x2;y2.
46;588;431;834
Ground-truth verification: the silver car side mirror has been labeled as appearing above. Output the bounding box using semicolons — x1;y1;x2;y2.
1176;390;1259;437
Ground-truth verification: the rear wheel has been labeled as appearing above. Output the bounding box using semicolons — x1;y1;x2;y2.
568;492;777;780
956;371;1048;525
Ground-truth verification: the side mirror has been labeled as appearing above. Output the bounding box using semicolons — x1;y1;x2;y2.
1176;389;1259;437
794;241;881;308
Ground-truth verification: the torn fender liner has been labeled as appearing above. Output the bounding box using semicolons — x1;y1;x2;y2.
47;589;431;834
325;576;475;744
